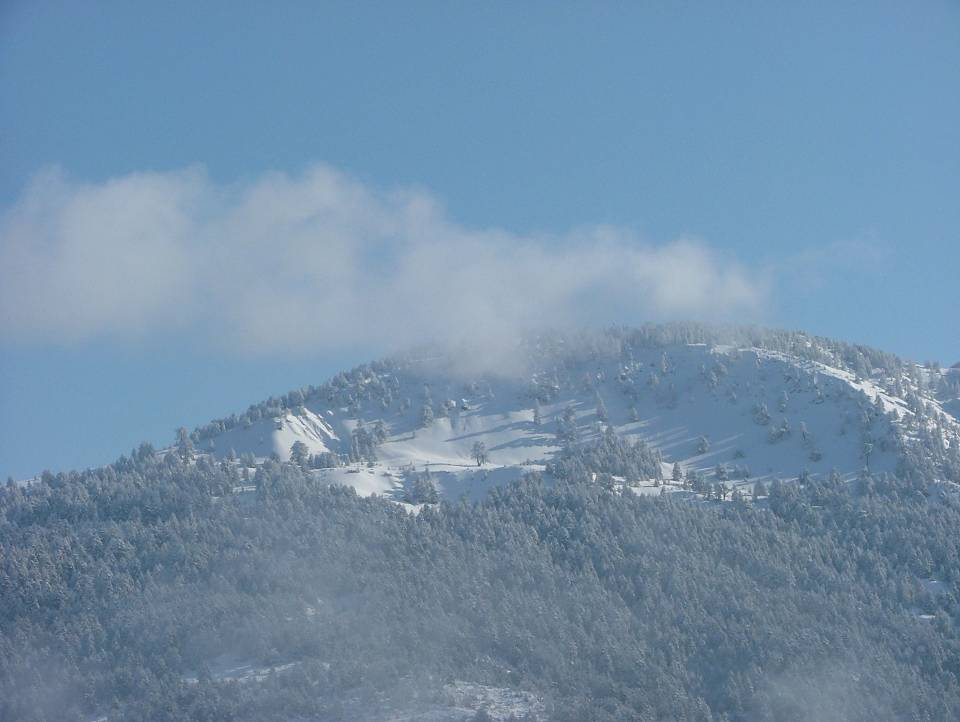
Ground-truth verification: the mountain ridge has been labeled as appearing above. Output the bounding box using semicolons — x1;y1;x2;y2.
140;324;960;506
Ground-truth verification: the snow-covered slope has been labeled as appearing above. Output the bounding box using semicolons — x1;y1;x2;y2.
940;364;960;422
188;330;960;504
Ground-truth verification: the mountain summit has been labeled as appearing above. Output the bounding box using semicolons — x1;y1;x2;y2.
175;325;960;505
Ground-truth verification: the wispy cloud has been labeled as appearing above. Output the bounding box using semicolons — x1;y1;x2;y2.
0;164;768;355
776;237;893;292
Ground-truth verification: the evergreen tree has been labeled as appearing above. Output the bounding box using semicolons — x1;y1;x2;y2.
596;396;609;422
175;427;194;461
752;478;767;501
672;462;683;484
419;402;435;428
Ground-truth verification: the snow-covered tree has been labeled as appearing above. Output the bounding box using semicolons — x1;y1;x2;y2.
290;440;309;467
175;427;194;461
672;462;683;484
557;405;579;445
419;403;434;428
752;479;767;501
471;441;488;466
596;396;608;422
754;402;771;425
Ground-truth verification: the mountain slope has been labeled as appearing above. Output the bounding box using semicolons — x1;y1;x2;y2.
7;324;960;722
182;326;959;504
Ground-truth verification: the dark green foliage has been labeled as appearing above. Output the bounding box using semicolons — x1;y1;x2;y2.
405;473;439;504
547;426;662;483
4;448;960;721
4;323;960;720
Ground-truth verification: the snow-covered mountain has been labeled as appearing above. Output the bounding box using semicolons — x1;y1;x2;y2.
9;325;960;722
176;326;960;506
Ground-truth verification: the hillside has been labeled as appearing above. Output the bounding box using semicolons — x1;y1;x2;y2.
939;364;960;422
183;325;960;505
4;324;960;722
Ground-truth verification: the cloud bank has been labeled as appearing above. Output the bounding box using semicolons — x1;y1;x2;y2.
0;164;767;355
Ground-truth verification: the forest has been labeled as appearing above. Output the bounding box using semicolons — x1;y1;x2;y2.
4;429;960;720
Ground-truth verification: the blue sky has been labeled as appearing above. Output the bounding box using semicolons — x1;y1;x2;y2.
1;1;958;479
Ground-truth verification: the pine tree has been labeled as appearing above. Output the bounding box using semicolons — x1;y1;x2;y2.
419;403;434;428
175;427;194;461
752;479;767;501
596;396;609;422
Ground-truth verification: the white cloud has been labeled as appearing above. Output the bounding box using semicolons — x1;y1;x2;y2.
0;164;769;355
